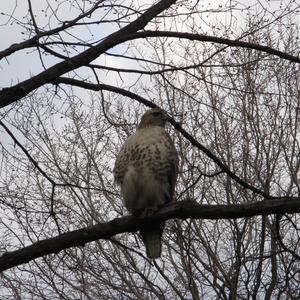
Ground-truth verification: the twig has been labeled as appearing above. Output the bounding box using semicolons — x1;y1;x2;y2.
276;214;300;260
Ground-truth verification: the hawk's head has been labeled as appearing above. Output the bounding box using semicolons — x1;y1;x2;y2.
138;108;168;129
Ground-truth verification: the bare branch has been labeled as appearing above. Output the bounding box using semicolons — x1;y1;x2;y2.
0;0;104;60
0;120;55;185
127;31;300;63
276;214;300;260
0;0;177;109
0;198;299;272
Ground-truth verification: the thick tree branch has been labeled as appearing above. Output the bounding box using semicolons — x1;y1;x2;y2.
0;0;176;108
0;198;299;272
128;31;300;63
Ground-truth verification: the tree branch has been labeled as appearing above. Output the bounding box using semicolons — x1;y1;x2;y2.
0;0;177;109
0;198;299;272
0;0;106;60
127;31;300;63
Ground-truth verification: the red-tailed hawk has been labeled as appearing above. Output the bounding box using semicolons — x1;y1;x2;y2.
114;108;178;258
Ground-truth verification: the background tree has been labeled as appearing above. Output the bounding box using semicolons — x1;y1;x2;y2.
0;0;299;298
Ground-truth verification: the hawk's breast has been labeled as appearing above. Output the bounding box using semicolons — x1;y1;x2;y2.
114;126;177;214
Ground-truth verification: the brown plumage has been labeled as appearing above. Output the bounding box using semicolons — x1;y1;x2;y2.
114;108;178;258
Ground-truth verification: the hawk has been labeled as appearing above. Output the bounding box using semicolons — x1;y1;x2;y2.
114;108;178;258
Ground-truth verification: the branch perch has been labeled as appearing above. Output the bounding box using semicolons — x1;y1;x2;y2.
0;198;299;272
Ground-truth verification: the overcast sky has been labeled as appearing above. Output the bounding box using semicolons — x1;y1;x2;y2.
0;0;297;89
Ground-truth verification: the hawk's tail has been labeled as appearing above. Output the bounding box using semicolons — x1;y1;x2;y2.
140;222;164;259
